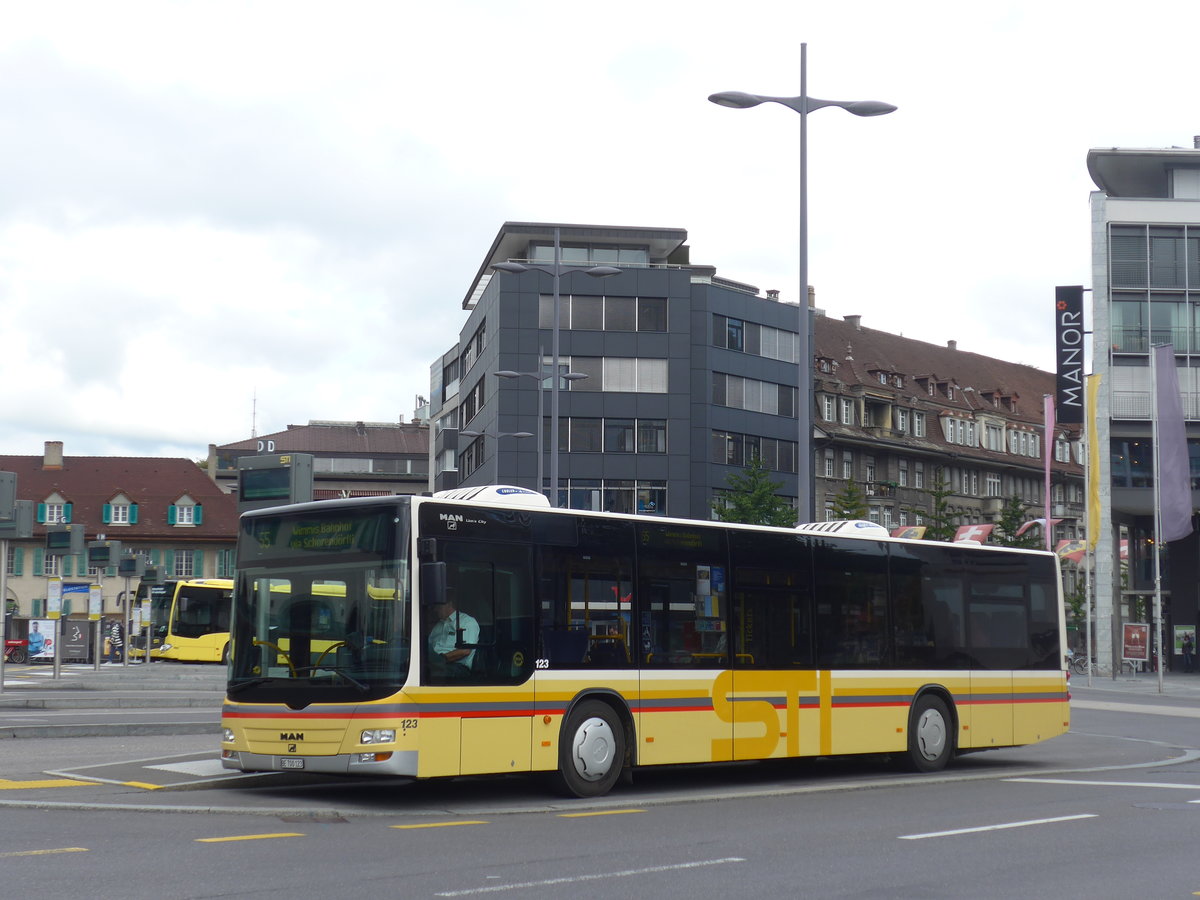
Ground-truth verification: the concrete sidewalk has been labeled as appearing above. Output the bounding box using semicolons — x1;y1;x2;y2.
0;662;224;738
1070;668;1200;698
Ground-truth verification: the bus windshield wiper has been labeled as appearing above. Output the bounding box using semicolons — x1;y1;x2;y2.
297;665;371;693
227;677;272;694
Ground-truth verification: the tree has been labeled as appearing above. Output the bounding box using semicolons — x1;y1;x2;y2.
923;468;956;542
830;479;869;520
712;456;796;527
992;495;1040;548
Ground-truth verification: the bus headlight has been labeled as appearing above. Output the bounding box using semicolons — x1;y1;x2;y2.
360;729;395;745
222;728;236;744
160;643;173;651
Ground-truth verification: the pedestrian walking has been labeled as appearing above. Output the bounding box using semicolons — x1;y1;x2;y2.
1183;632;1195;674
106;618;124;664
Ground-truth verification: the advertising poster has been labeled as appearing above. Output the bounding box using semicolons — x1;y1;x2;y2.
27;619;54;659
1122;623;1150;662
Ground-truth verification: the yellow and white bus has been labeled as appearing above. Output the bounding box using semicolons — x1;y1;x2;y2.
220;487;1069;797
133;578;234;663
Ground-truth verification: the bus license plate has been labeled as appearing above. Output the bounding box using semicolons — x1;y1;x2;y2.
280;758;304;770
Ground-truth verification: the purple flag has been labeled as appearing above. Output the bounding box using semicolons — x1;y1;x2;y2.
1154;345;1193;542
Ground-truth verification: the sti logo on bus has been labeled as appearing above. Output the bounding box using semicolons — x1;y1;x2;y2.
439;513;464;530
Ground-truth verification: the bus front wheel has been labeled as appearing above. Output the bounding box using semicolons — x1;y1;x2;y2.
555;700;625;798
906;694;953;772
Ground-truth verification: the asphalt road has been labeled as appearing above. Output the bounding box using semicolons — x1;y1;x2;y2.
1;668;1197;899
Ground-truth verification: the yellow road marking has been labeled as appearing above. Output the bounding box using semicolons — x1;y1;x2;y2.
0;847;88;858
390;821;489;830
558;809;645;818
122;781;164;790
196;833;305;843
0;779;91;790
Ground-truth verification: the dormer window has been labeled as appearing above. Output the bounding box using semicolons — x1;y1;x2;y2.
37;496;72;524
103;494;139;526
169;496;203;526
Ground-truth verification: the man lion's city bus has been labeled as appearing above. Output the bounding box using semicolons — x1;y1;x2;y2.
132;578;234;663
220;486;1069;797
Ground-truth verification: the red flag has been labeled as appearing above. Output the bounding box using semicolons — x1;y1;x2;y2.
1055;539;1086;563
954;524;994;543
1015;517;1063;537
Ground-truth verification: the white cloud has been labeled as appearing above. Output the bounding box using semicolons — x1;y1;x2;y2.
0;0;1196;456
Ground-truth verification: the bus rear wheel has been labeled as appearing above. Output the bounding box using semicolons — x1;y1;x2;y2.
555;700;625;798
906;694;953;772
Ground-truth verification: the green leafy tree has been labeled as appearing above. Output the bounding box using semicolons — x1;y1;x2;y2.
712;456;796;527
992;495;1040;548
923;468;956;542
831;479;869;520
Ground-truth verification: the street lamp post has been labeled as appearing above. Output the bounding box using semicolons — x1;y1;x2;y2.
709;43;895;524
495;361;588;496
491;227;619;507
458;429;533;487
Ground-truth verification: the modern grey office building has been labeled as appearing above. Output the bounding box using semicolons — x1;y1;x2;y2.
1089;141;1200;671
428;222;1083;547
428;222;805;519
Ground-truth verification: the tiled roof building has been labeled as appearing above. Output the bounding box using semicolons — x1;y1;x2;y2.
1;441;237;619
812;313;1084;537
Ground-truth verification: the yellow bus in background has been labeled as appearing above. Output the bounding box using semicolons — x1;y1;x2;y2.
220;488;1069;797
132;578;233;663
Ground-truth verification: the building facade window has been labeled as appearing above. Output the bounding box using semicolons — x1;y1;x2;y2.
543;295;668;332
713;372;796;417
822;395;835;422
713;314;798;363
711;431;797;473
572;357;668;393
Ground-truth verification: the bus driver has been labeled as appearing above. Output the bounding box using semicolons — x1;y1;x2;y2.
427;589;478;679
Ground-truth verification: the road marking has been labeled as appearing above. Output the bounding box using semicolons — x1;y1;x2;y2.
1072;699;1200;719
122;781;164;791
434;857;746;896
558;809;645;818
0;778;91;790
391;821;489;830
899;814;1096;840
196;833;305;843
1008;777;1200;790
147;759;228;777
0;847;89;858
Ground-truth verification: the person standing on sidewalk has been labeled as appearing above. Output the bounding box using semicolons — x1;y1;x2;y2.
105;618;124;664
1183;632;1195;674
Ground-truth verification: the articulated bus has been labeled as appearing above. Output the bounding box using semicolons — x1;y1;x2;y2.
132;578;234;663
220;487;1069;797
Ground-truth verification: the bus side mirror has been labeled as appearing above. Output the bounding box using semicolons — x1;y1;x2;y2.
420;562;446;608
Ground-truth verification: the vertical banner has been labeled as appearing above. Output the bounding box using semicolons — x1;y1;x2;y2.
1055;286;1085;424
1085;373;1102;550
1153;345;1194;542
1044;394;1055;551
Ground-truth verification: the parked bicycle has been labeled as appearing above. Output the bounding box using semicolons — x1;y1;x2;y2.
1071;654;1137;676
3;639;29;664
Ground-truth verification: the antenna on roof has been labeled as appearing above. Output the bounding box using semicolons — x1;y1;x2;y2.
251;389;258;439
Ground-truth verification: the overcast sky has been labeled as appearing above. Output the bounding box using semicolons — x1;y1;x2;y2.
2;0;1194;459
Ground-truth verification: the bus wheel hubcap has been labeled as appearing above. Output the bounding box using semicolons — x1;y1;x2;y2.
916;709;946;760
572;717;615;781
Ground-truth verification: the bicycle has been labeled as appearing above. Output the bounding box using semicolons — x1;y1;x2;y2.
1071;655;1137;676
3;639;28;664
